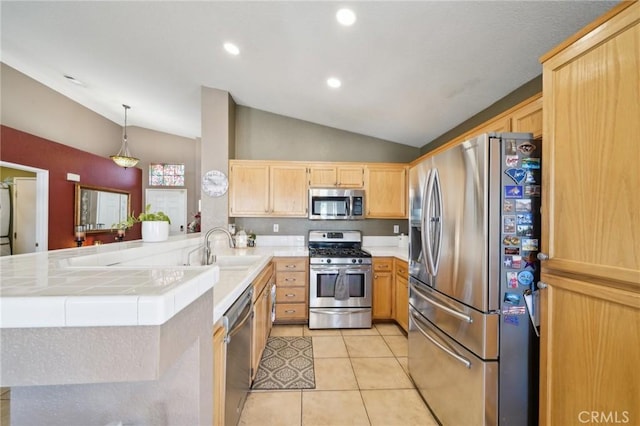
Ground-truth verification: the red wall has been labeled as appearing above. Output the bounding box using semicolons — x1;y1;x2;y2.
1;125;142;249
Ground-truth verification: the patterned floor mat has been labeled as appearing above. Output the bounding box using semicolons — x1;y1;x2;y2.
251;336;315;390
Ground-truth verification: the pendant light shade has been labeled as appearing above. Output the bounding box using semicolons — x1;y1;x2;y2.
110;104;139;168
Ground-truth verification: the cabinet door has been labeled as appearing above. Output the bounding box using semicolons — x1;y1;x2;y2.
336;166;364;188
308;165;337;187
229;162;270;216
541;2;639;285
511;96;542;139
394;274;409;332
213;325;226;426
270;165;308;216
365;165;408;218
373;258;394;319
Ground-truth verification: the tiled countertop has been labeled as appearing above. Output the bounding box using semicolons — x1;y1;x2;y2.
0;234;409;329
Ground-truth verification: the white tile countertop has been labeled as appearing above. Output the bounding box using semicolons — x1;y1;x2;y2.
0;233;409;329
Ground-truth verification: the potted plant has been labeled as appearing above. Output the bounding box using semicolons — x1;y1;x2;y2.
111;215;137;242
137;204;171;242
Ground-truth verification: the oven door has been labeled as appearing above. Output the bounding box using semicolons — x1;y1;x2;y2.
309;264;372;308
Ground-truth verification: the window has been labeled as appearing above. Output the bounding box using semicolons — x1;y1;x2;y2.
149;163;185;186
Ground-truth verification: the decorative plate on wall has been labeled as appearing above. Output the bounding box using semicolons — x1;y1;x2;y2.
201;170;228;197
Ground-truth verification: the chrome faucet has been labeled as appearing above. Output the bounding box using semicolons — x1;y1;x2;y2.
203;227;236;265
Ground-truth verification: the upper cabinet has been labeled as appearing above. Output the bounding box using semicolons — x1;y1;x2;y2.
229;161;307;217
511;96;542;139
308;163;364;188
364;164;408;218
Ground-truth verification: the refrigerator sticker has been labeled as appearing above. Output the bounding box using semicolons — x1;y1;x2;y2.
506;271;519;288
521;158;541;169
503;306;526;315
525;171;538;184
504;185;523;199
503;216;516;234
515;199;532;212
504;315;520;326
503;199;514;212
505;139;517;155
524;185;541;196
505;168;527;184
523;252;537;269
522;238;539;251
505;247;520;255
517;214;533;225
518;271;534;286
504;292;521;305
503;236;520;246
517;225;534;236
505;155;519;167
511;255;522;269
517;142;537;155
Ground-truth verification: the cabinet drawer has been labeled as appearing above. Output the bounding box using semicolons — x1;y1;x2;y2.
276;286;306;303
395;260;408;279
276;271;306;287
373;258;394;272
275;303;307;320
274;258;307;272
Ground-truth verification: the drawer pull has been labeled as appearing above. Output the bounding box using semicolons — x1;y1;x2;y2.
285;310;296;314
285;264;297;269
284;278;297;282
285;293;296;297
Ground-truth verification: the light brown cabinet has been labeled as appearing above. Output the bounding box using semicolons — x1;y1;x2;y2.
229;161;307;217
273;257;308;323
394;259;409;332
511;96;542;139
308;164;364;188
539;3;640;425
372;258;394;319
364;164;408;218
251;262;273;381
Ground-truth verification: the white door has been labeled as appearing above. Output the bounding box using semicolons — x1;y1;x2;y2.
13;177;37;254
145;189;187;235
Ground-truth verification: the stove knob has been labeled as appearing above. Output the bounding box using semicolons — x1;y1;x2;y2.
326;259;331;264
352;259;357;264
358;258;363;264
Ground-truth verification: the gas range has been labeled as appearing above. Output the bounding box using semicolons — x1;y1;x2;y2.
308;230;372;265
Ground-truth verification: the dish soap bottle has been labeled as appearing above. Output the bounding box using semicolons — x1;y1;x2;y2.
236;229;248;248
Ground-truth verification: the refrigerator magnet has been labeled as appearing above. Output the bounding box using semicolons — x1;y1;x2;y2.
511;255;522;269
503;306;526;315
517;225;534;236
504;292;521;305
504;185;523;199
518;271;534;286
517;213;533;225
522;252;537;269
503;236;520;246
503;216;516;234
522;238;539;251
517;142;537;155
505;155;519;167
505;139;517;155
507;271;519;288
525;171;537;183
505;168;527;184
524;185;541;196
505;247;520;255
521;158;541;169
504;315;519;326
515;199;532;212
503;199;514;212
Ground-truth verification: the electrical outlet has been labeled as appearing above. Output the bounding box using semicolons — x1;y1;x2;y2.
393;225;399;234
273;224;279;233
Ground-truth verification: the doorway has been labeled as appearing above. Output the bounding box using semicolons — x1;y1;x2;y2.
0;161;48;252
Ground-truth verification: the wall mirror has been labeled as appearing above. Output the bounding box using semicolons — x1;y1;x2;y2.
75;184;130;233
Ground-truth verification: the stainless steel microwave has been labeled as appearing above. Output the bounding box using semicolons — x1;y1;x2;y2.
308;188;365;220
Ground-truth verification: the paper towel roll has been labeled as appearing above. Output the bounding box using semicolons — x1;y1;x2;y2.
398;233;409;248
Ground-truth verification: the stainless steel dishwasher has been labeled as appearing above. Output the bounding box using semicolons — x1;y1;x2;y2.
223;286;253;426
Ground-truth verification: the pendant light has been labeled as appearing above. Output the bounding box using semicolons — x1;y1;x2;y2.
110;104;139;168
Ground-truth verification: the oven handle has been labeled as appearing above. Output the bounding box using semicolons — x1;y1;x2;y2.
310;266;371;274
411;309;472;369
309;308;371;315
410;280;473;323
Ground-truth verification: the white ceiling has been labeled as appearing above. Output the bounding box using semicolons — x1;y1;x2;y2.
1;1;618;148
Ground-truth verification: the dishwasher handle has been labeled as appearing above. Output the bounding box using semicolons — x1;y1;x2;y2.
225;302;252;344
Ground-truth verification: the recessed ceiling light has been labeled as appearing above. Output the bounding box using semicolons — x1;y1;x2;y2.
223;42;240;56
336;8;356;26
327;77;342;89
64;74;85;86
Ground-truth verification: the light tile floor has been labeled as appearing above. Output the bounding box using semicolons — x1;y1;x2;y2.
239;323;437;426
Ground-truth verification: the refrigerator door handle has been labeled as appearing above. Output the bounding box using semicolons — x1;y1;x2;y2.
431;168;443;275
424;169;436;275
411;281;473;323
420;169;432;275
411;310;472;369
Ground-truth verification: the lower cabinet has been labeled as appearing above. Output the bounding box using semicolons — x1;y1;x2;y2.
212;323;226;426
273;257;308;323
251;262;274;381
372;258;394;320
394;259;409;332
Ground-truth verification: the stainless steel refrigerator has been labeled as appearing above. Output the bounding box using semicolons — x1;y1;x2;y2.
408;133;540;425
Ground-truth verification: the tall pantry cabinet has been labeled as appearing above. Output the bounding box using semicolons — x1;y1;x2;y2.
539;2;639;425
